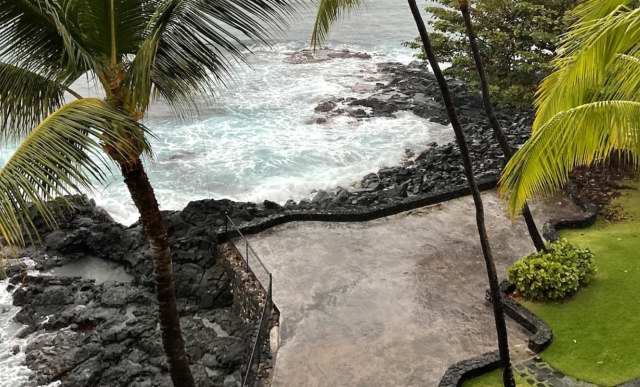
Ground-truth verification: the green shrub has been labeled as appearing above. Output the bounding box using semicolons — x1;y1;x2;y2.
508;239;596;301
404;0;578;106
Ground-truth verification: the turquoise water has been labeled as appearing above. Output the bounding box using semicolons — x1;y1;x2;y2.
2;4;449;225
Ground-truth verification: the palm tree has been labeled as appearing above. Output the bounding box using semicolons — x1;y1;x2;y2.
0;1;295;386
312;1;516;385
456;0;545;252
500;0;640;216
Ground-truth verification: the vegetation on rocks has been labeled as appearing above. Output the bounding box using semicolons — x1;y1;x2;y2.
405;0;577;106
508;239;596;301
0;245;21;281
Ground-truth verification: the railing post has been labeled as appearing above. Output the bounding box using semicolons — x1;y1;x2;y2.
268;273;273;305
225;214;272;387
245;240;250;272
224;211;228;236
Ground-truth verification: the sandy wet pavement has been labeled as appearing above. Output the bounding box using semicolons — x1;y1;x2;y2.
247;192;583;386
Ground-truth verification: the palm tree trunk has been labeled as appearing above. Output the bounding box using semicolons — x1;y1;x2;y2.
458;1;545;252
407;1;516;386
120;157;196;387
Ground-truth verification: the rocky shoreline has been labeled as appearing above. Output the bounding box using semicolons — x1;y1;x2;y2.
183;60;533;230
1;57;534;387
3;197;250;387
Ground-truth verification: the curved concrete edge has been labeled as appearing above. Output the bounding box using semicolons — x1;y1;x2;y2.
438;281;554;387
542;202;599;242
499;282;552;354
217;177;499;242
438;197;603;387
438;352;502;387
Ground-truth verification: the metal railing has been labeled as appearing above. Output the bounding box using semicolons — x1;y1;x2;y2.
224;214;274;387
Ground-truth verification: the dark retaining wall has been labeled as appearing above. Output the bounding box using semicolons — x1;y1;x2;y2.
439;197;601;387
500;282;552;354
438;352;501;387
221;241;281;386
221;242;273;324
217;177;499;241
438;282;553;387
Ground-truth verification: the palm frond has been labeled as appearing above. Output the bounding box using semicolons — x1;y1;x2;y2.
0;98;149;246
0;0;94;78
500;100;640;216
571;0;633;22
603;53;640;101
0;63;75;142
533;7;640;131
310;0;364;49
62;0;156;62
125;0;297;115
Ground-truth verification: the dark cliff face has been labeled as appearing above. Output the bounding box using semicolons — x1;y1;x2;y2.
21;195;221;290
5;196;250;387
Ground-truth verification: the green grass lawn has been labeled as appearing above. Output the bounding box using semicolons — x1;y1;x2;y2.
463;371;534;387
465;182;640;386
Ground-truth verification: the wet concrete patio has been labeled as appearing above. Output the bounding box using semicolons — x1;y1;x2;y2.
246;192;581;386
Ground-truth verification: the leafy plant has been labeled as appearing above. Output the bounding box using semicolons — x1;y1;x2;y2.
508;239;596;301
500;0;640;216
404;0;577;106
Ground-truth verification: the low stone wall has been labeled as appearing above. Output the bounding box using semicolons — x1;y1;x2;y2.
500;282;552;353
542;203;599;242
218;177;499;241
438;352;501;387
438;281;553;387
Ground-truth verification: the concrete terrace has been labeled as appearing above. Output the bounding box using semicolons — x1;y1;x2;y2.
246;192;582;386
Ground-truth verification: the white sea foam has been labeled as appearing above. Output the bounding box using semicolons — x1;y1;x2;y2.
92;45;451;225
0;280;32;387
1;3;441;226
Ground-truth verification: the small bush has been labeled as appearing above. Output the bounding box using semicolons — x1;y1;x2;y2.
508;239;596;301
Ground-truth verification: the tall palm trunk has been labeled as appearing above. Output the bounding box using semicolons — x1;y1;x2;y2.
458;0;545;252
407;1;516;385
121;158;196;387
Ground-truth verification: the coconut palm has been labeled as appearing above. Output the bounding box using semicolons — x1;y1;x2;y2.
311;1;516;385
0;1;295;386
500;0;640;216
456;0;545;252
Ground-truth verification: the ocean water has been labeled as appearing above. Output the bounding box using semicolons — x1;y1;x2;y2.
1;3;448;227
0;279;32;387
0;258;39;387
0;3;448;385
